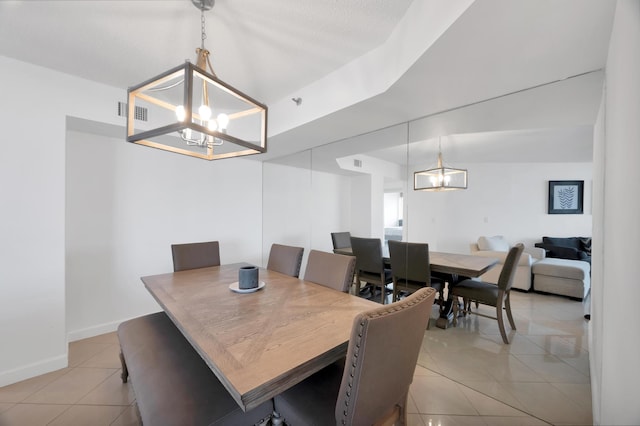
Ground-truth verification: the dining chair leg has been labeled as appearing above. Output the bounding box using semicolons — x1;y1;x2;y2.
496;294;509;344
119;350;129;383
452;297;459;327
505;291;516;330
437;291;445;314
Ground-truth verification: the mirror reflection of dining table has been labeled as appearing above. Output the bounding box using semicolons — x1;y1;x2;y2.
333;247;499;329
141;263;378;412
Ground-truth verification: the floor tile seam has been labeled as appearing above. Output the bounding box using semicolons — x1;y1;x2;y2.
44;403;128;425
6;401;73;406
0;369;75;404
73;401;134;407
72;366;119;372
427;371;555;424
547;382;594;410
110;409;139;426
57;366;121;405
76;344;121;368
511;353;590;380
417;412;554;425
419;366;529;416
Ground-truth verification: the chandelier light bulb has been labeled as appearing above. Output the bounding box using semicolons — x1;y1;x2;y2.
208;119;218;131
175;105;186;122
199;104;212;121
217;113;229;130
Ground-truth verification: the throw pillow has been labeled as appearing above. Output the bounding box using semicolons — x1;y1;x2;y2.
579;237;592;255
478;236;509;252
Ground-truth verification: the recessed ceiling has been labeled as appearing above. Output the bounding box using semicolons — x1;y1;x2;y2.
0;0;616;163
0;0;412;105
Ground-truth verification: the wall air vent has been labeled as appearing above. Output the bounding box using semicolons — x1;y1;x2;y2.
118;102;148;122
353;159;362;168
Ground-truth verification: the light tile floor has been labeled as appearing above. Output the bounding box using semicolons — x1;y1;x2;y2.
0;291;591;425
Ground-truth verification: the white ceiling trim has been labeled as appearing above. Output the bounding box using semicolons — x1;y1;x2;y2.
267;0;475;137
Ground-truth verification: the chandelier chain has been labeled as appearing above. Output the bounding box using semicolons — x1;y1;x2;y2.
200;3;207;50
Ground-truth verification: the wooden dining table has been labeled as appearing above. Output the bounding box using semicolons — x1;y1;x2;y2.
141;263;378;412
333;247;499;328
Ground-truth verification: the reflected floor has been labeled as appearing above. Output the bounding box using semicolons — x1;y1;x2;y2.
0;292;590;426
410;291;591;426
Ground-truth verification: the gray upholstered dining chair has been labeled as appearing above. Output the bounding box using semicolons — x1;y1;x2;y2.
266;243;304;278
171;241;221;272
273;287;436;425
451;243;524;344
330;231;352;253
350;236;393;304
388;240;445;325
304;250;356;293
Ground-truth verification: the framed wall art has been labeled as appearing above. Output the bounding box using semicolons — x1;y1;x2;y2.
548;180;584;214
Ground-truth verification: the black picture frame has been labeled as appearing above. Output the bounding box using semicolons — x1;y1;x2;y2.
548;180;584;214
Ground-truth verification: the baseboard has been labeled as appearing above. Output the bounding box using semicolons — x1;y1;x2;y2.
67;320;124;343
0;354;68;388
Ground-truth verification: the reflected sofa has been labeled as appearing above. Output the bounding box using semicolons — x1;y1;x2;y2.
535;236;591;264
470;236;545;291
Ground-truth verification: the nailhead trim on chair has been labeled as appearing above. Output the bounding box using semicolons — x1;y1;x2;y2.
338;288;435;424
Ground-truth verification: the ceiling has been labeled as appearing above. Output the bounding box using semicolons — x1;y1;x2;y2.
0;0;617;163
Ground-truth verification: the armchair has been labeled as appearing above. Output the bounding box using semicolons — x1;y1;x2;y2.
470;236;545;291
535;236;591;264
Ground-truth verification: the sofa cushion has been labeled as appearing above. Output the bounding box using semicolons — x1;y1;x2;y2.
478;236;509;252
532;258;590;280
472;249;533;266
542;236;581;250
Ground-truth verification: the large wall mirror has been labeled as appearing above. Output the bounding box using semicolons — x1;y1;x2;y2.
262;71;597;272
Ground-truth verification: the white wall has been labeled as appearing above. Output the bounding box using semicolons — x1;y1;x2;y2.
262;154;312;268
65;129;262;340
406;162;593;253
0;55;263;386
592;1;640;424
0;56;126;386
310;171;352;253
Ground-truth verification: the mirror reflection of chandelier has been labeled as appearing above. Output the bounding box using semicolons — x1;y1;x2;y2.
126;0;267;160
414;136;468;191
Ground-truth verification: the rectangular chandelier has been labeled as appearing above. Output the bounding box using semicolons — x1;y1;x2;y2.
414;166;468;191
414;149;467;191
126;61;267;161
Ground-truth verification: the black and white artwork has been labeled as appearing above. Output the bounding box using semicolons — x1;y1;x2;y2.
548;180;584;214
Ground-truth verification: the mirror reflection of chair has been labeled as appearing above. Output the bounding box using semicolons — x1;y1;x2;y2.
388;240;445;326
171;241;221;272
451;243;524;344
330;232;351;253
267;243;304;278
350;236;393;304
304;250;356;293
273;287;436;425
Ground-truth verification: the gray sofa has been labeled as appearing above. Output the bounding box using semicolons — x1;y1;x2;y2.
535;236;591;264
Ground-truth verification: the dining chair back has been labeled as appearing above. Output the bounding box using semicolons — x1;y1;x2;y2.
272;287;437;425
304;250;356;293
266;243;304;278
451;243;524;343
330;231;352;252
350;236;393;304
171;241;220;272
388;240;445;318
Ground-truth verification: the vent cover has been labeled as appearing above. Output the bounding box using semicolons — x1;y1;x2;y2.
353;159;362;168
118;102;148;122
